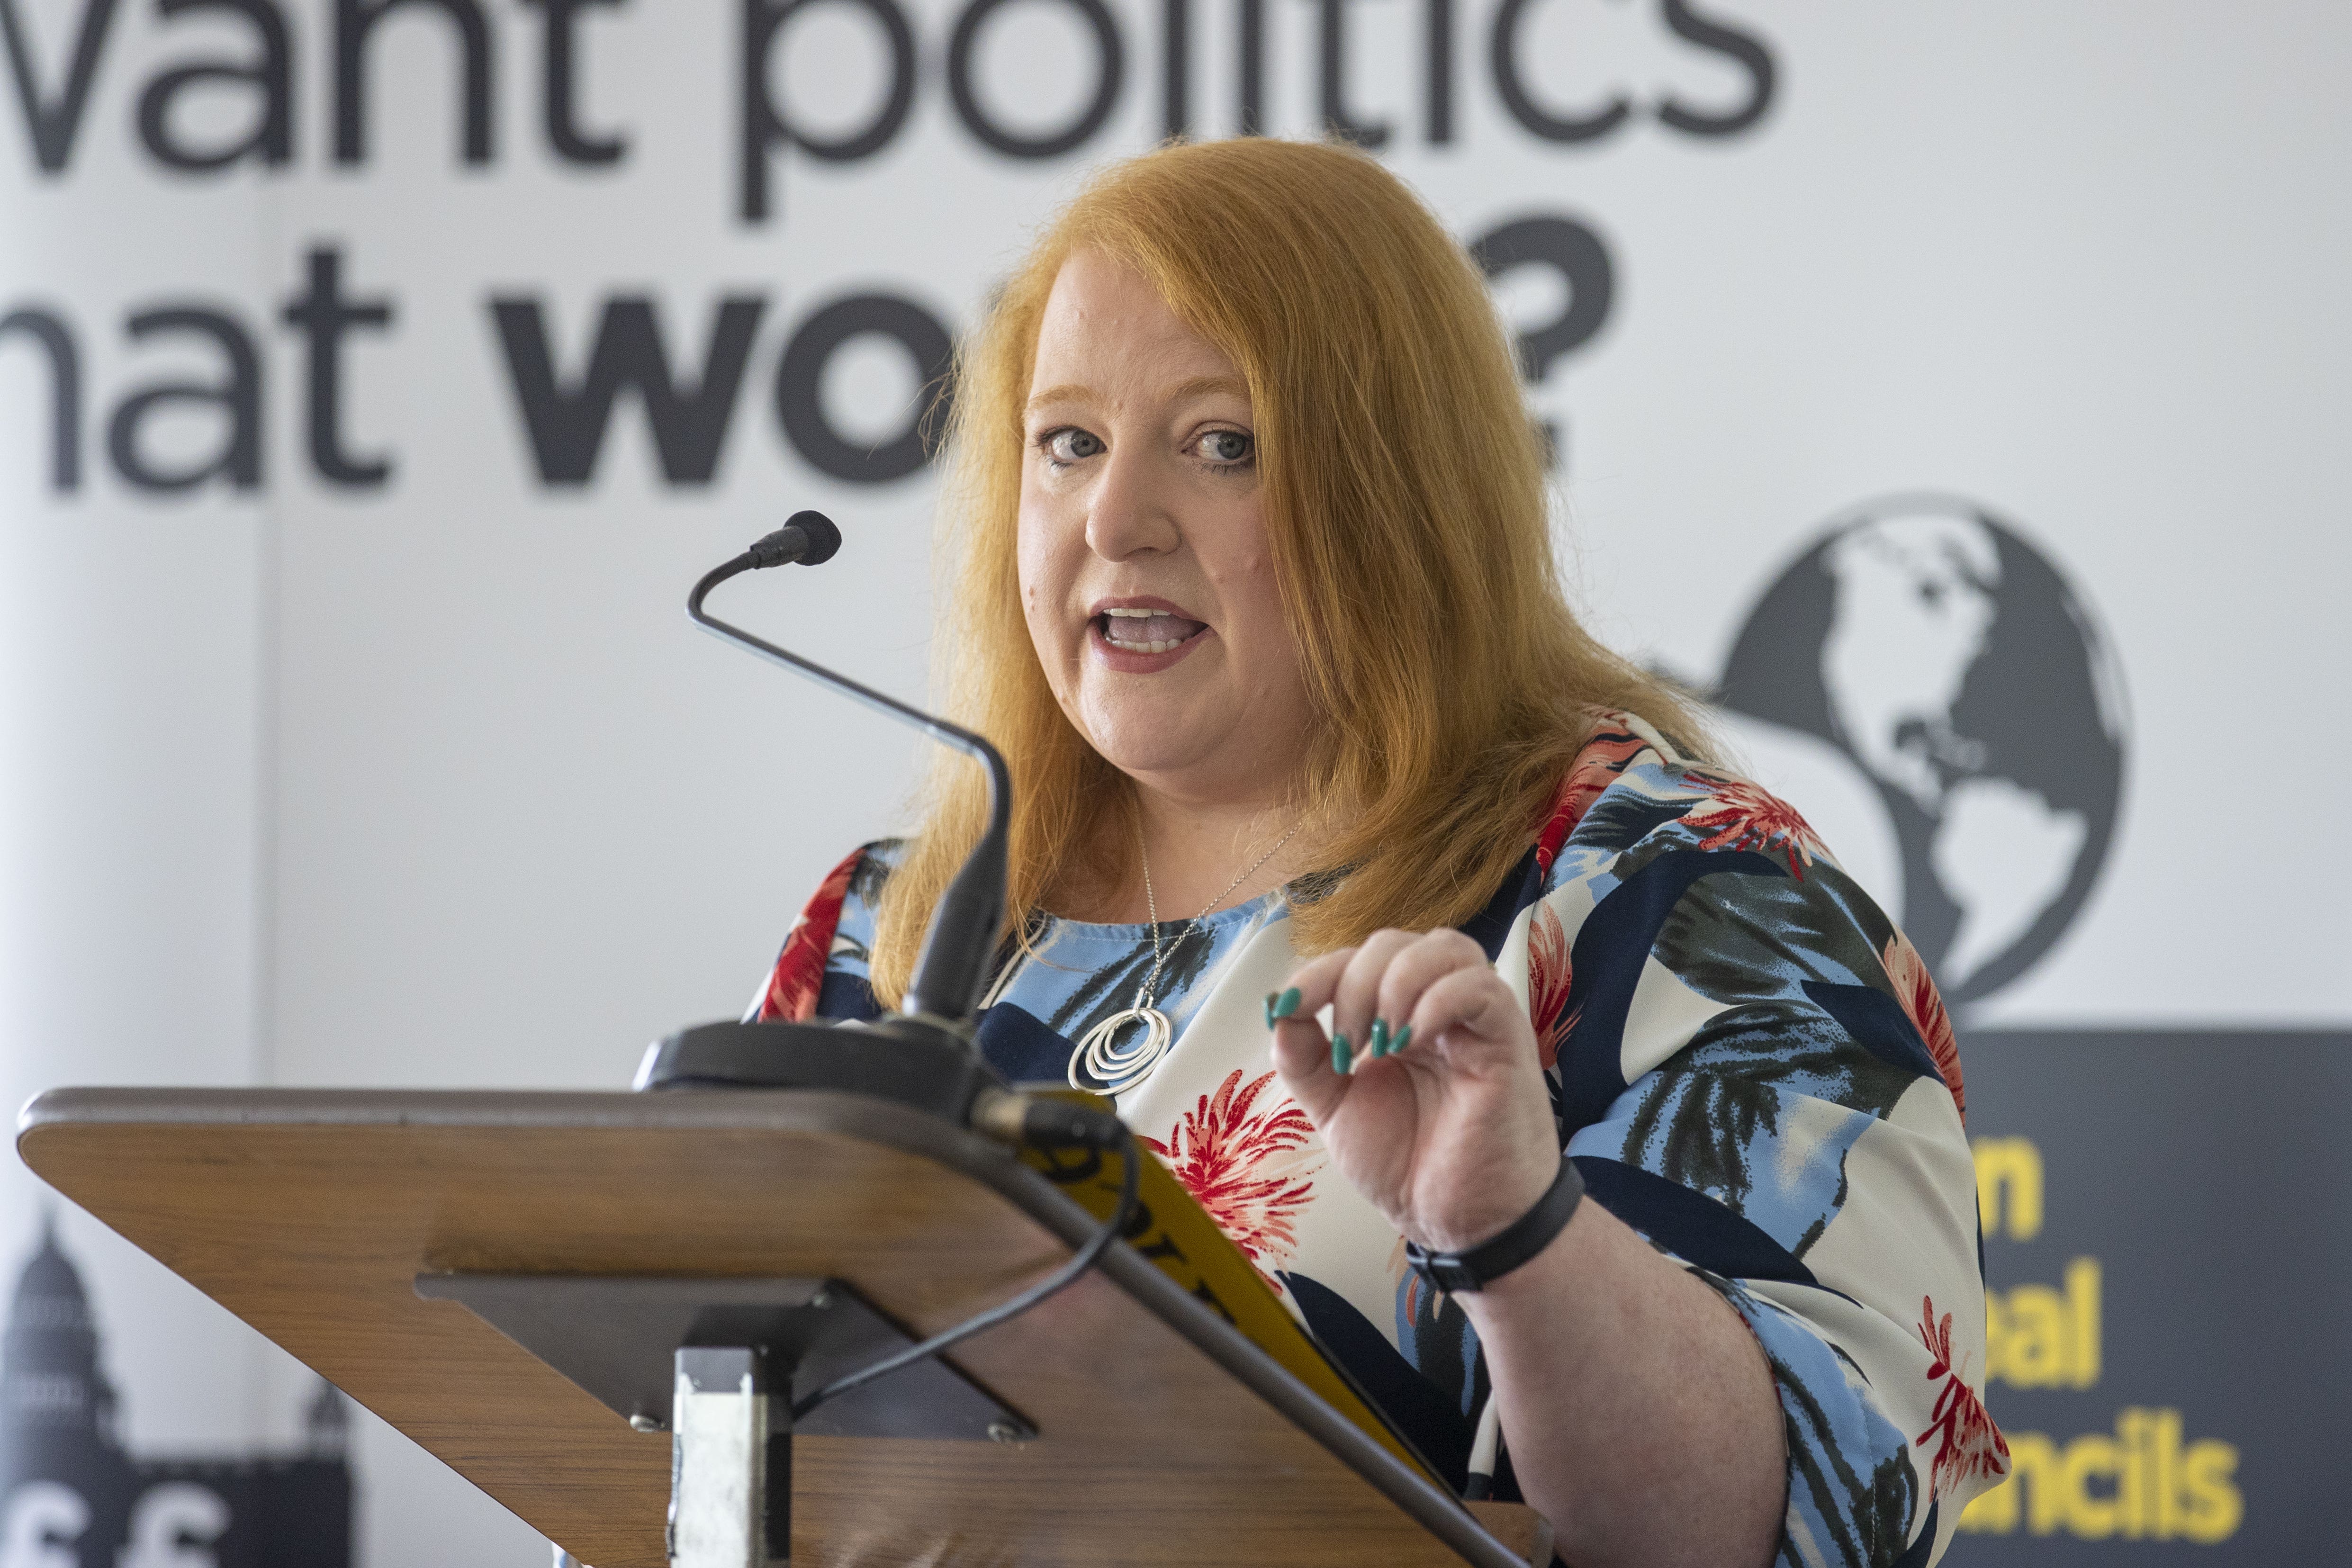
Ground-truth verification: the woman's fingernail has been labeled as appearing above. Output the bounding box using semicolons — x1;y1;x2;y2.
1368;1018;1390;1057
1271;987;1302;1020
1392;1023;1413;1053
1332;1033;1352;1074
1263;992;1279;1028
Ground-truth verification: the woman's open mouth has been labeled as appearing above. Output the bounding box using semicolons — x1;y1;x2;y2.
1089;602;1211;670
1099;606;1207;653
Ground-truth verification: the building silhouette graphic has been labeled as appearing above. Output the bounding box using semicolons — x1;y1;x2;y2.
0;1221;352;1568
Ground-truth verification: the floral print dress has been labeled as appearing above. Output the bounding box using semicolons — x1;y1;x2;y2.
752;713;2005;1568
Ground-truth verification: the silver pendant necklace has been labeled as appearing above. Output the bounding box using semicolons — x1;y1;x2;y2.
1070;822;1301;1096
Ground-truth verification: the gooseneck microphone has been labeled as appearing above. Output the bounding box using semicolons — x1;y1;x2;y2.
659;511;1133;1429
685;509;1009;1027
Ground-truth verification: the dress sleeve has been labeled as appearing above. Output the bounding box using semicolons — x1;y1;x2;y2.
1520;760;2003;1568
746;840;900;1024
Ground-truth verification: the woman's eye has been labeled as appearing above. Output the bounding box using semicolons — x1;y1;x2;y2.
1044;428;1105;463
1199;430;1253;465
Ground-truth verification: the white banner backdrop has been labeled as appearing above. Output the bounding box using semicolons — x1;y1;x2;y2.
3;1;2347;1563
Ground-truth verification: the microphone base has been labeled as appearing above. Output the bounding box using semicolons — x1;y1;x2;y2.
634;1017;1007;1131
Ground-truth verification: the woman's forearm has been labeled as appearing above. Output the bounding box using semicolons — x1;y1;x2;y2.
1457;1197;1787;1568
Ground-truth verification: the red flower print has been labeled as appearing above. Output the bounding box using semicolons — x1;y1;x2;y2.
1143;1070;1322;1288
756;847;862;1023
1881;932;1966;1119
1527;903;1579;1070
1679;773;1829;880
1401;1253;1431;1325
1914;1296;2008;1497
1534;717;1653;876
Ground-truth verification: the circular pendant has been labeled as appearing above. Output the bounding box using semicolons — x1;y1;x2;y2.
1070;1003;1175;1096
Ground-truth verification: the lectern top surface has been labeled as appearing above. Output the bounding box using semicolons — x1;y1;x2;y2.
18;1086;1542;1568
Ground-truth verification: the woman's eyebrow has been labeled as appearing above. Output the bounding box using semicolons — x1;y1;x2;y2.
1170;374;1250;404
1025;383;1092;414
1024;374;1251;417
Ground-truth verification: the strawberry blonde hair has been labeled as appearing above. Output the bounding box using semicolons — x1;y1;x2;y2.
867;137;1707;1007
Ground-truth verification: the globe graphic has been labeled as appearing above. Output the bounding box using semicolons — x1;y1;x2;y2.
1715;496;2128;1007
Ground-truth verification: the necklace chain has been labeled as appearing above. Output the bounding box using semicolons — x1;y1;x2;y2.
1068;821;1300;1096
1136;822;1300;1011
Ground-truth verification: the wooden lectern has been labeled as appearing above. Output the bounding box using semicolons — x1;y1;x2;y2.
17;1084;1553;1568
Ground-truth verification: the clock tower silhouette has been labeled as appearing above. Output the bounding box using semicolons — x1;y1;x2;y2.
0;1219;353;1568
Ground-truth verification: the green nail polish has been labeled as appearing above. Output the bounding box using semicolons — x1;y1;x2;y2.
1263;992;1279;1028
1368;1018;1389;1056
1332;1033;1352;1074
1392;1023;1413;1053
1272;987;1302;1020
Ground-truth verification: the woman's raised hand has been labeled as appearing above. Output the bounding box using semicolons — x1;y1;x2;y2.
1266;929;1562;1255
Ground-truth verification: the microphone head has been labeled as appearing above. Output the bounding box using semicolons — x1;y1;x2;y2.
787;510;841;566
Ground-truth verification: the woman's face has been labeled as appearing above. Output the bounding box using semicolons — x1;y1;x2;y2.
1018;250;1316;807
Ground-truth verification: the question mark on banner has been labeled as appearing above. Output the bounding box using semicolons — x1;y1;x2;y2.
1470;215;1614;470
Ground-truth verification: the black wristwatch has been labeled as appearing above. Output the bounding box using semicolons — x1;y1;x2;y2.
1404;1156;1584;1294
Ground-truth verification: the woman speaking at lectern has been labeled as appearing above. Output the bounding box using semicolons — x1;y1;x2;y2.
750;140;2001;1568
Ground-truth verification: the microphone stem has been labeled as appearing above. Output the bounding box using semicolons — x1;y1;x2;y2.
686;556;1011;1024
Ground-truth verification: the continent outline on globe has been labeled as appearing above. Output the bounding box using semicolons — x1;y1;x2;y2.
1712;492;2129;1009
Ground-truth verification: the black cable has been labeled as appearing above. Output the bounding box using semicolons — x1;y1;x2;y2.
790;1120;1141;1421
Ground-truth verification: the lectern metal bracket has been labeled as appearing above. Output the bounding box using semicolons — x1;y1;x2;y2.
420;1274;1036;1568
413;1272;1033;1442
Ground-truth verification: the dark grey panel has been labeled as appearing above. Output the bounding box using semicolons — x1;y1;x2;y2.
1948;1028;2352;1565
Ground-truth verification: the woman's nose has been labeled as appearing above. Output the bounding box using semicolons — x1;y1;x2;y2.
1083;444;1182;562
